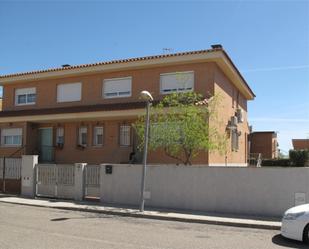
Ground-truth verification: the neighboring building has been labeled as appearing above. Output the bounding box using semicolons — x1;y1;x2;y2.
292;139;309;150
0;45;255;165
249;131;278;159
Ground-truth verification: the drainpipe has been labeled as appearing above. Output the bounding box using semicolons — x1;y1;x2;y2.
2;157;5;193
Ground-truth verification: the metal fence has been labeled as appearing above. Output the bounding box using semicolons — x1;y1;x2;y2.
0;158;22;179
35;163;101;200
84;165;100;199
36;164;75;199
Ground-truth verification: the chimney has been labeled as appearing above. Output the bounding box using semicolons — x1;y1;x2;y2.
211;44;223;49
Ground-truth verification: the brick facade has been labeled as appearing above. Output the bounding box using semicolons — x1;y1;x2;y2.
0;48;255;165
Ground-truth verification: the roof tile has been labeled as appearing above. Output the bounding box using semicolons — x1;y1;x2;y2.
0;48;220;79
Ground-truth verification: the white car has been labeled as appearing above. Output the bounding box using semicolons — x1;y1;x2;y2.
281;204;309;243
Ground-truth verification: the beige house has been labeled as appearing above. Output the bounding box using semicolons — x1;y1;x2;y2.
0;45;255;165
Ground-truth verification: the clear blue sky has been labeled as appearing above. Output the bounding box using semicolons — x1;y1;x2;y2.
0;0;308;154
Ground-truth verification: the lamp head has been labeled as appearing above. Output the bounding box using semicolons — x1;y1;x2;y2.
140;90;153;102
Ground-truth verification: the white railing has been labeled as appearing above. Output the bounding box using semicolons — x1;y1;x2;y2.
57;165;75;185
84;165;100;198
85;165;100;187
37;164;75;186
37;164;56;185
36;164;75;199
36;163;100;199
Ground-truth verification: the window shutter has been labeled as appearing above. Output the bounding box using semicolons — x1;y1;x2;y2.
15;88;36;96
1;128;23;146
1;128;22;136
103;77;132;98
57;83;82;102
160;71;194;93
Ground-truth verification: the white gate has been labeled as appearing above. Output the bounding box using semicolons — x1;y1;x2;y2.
36;164;75;199
84;165;100;200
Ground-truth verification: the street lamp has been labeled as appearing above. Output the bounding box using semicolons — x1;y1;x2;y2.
139;90;153;212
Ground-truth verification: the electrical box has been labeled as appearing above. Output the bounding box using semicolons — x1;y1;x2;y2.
105;165;113;174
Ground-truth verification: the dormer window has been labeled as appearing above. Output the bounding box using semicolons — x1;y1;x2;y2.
15;87;36;106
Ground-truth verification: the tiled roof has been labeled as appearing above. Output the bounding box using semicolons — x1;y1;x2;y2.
0;47;255;98
292;139;309;150
0;48;221;79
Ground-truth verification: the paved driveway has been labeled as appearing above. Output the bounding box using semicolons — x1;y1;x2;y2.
0;203;306;249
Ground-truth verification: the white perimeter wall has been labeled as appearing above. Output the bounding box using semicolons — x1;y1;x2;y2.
100;165;309;217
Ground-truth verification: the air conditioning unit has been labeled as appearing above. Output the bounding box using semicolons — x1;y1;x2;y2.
236;108;244;123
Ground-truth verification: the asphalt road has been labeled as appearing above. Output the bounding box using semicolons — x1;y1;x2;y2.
0;203;306;249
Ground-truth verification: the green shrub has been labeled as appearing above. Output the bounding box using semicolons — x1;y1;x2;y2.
289;150;309;166
261;159;291;167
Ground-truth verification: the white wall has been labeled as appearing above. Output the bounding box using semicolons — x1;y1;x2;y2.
100;165;309;217
101;165;142;205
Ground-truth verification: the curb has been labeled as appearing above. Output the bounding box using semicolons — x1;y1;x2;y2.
0;199;281;231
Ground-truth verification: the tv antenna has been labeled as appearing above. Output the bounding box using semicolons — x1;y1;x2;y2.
162;48;173;54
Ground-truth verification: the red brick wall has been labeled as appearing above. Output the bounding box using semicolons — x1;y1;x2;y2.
2;62;216;111
249;132;277;159
0;62;251;165
208;65;249;165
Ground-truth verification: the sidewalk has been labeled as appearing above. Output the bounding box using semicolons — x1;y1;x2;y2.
0;194;281;230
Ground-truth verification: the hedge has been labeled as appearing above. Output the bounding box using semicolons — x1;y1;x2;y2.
261;159;291;167
289;149;309;166
261;150;309;167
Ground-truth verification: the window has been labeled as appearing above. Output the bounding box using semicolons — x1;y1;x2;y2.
1;128;22;147
78;127;87;146
119;125;131;146
93;126;103;146
160;71;194;94
57;82;82;102
15;88;36;105
103;77;132;98
56;127;64;145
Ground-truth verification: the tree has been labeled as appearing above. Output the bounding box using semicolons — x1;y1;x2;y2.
133;92;226;165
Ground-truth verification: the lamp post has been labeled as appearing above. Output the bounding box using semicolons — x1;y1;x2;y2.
139;90;153;212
